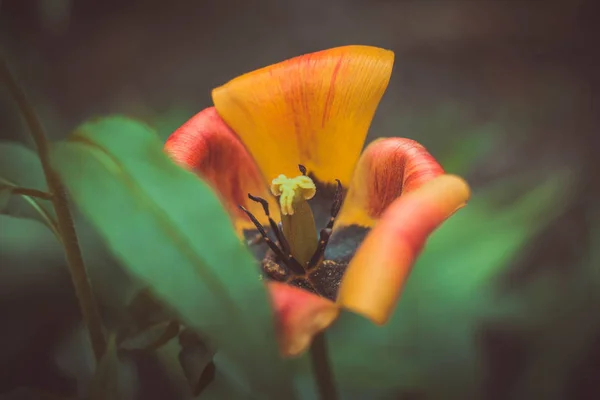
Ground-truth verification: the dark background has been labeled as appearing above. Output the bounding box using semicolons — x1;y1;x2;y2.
1;0;599;399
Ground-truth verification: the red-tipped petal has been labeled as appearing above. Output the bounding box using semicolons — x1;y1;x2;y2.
267;281;339;357
337;175;471;324
164;107;278;233
336;138;445;229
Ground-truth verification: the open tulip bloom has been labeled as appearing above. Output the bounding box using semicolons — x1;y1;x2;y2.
164;45;470;358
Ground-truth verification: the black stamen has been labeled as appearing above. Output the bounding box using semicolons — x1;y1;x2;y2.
307;178;344;269
239;206;271;244
247;194;290;254
248;193;270;214
307;228;332;270
298;164;307;176
327;179;343;229
239;205;305;275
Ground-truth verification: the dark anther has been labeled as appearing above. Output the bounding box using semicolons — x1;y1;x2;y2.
239;206;270;244
239;205;305;275
327;179;343;229
298;164;307;176
247;194;290;254
248;193;270;214
307;178;343;269
307;228;332;270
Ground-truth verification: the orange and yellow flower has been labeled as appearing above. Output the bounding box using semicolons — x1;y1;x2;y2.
164;45;470;357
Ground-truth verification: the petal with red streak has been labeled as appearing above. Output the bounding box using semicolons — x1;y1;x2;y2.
335;138;445;229
164;107;278;234
212;45;394;186
337;175;471;324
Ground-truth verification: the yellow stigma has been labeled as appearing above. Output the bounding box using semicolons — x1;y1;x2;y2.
271;174;316;216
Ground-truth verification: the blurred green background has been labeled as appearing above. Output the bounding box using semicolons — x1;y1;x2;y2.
1;0;598;399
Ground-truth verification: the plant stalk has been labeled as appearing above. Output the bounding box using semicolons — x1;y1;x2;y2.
8;186;53;199
1;57;107;361
309;332;339;400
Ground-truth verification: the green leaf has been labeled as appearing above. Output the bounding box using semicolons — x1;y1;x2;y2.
0;141;59;238
51;117;295;398
117;289;179;352
124;289;172;326
154;340;254;400
119;320;180;352
320;173;573;399
88;335;124;400
178;328;216;397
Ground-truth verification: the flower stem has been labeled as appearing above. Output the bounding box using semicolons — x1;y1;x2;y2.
309;332;339;400
0;57;107;361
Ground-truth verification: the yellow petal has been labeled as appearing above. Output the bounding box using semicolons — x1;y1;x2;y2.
337;175;471;324
212;45;394;186
335;138;445;229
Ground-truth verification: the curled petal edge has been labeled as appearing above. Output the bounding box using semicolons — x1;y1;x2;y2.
336;137;445;230
336;174;471;325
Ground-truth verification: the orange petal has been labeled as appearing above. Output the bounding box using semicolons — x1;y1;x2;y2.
267;281;340;357
336;138;445;229
164;107;279;234
337;175;471;324
212;45;394;186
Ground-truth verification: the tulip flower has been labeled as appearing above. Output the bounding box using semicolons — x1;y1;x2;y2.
164;45;470;357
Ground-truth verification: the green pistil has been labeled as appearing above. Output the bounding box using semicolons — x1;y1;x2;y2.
271;172;319;267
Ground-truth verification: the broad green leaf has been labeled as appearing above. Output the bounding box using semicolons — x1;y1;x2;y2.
318;173;573;399
0;141;59;238
51;117;294;398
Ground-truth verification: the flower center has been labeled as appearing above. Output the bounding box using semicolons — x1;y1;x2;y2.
239;165;344;297
270;172;318;266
